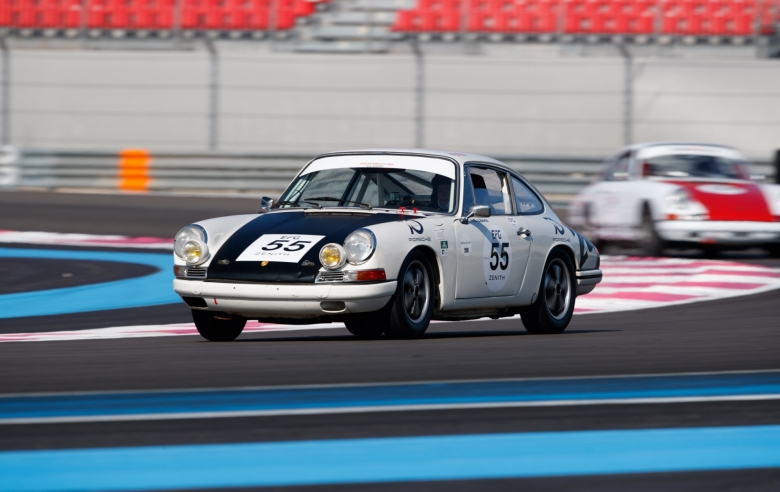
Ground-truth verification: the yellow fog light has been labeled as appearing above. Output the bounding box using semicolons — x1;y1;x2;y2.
319;243;346;269
183;239;209;265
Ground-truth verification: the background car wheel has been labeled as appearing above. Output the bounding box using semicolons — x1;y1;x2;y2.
767;244;780;259
385;251;434;339
638;205;665;257
344;314;385;339
520;249;576;335
192;310;246;342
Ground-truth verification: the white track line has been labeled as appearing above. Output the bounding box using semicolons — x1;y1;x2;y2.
3;368;778;399
4;394;780;425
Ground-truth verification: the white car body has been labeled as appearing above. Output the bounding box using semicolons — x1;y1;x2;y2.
173;149;601;327
568;143;780;251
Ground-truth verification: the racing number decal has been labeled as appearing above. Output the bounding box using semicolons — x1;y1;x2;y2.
489;242;509;271
261;239;312;252
236;234;326;263
482;226;511;292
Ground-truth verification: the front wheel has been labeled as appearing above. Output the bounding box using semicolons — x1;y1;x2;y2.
384;251;435;339
192;310;246;341
767;244;780;259
638;206;665;257
520;249;576;335
344;314;385;339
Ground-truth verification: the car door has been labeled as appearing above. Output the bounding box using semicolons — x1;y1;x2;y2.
589;150;639;230
454;166;527;299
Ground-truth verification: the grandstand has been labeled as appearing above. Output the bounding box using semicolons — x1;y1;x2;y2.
1;0;778;45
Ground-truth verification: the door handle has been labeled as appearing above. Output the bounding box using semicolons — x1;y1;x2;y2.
517;227;531;237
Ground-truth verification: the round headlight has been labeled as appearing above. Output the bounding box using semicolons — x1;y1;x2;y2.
344;229;376;264
319;243;346;269
665;188;691;210
174;225;207;259
182;239;209;265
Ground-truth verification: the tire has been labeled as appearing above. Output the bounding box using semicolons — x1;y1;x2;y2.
700;244;722;259
767;244;780;258
344;314;385;339
520;249;576;335
638;206;665;257
192;310;246;342
384;251;435;339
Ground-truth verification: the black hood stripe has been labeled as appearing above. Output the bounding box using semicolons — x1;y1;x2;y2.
207;211;404;283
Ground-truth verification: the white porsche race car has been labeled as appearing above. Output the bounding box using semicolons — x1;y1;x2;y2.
173;149;602;341
568;143;780;257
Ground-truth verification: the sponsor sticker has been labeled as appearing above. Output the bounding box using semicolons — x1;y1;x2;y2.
460;233;472;256
440;240;449;249
507;217;519;230
236;234;325;263
434;229;446;240
482;226;511;292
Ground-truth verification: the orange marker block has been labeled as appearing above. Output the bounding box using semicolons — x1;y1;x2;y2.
118;149;150;192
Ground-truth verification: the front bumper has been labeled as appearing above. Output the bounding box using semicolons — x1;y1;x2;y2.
656;221;780;245
576;269;602;296
173;279;397;318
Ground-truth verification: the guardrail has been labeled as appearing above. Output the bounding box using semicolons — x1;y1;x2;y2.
0;147;776;206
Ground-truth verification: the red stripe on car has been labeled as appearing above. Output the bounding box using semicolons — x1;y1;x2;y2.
664;180;774;222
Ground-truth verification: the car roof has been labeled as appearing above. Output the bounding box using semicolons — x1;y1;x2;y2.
618;142;741;154
312;148;510;171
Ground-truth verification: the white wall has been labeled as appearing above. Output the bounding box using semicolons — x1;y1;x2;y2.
6;43;780;160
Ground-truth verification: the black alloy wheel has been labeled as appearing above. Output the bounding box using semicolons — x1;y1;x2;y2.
385;251;434;339
192;310;246;341
520;249;576;335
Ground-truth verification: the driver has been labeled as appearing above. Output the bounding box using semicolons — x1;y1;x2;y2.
430;175;453;212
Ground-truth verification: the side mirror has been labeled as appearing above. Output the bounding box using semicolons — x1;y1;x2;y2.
259;196;274;213
459;204;491;224
472;205;491;218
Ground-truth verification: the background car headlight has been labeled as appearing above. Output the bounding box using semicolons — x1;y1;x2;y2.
174;225;207;259
182;239;209;265
319;243;346;269
344;229;376;264
665;188;692;210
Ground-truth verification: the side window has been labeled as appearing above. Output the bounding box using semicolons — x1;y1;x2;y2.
511;176;544;215
461;172;475;214
607;152;631;181
469;167;512;215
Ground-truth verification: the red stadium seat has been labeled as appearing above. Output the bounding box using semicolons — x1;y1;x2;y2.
392;0;780;36
2;0;776;36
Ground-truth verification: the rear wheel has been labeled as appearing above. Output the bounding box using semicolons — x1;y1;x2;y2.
638;206;665;257
384;251;434;339
192;310;246;341
520;249;576;335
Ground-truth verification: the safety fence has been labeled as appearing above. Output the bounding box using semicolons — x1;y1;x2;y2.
0;147;776;205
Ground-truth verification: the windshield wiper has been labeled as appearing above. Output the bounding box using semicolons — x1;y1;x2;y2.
306;197;373;210
274;200;322;209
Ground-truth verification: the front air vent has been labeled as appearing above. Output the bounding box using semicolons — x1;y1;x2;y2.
317;271;345;282
186;267;208;278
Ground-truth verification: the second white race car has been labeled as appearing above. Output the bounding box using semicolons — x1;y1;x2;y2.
568;142;780;257
173;149;602;341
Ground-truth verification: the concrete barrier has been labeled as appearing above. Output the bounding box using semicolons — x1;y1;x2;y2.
1;147;775;205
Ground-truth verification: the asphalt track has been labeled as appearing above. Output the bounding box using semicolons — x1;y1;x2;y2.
1;190;780;491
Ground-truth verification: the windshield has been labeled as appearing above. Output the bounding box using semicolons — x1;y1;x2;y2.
643;154;752;180
278;158;458;213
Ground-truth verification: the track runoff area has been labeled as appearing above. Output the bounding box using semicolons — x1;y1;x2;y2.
1;192;780;491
